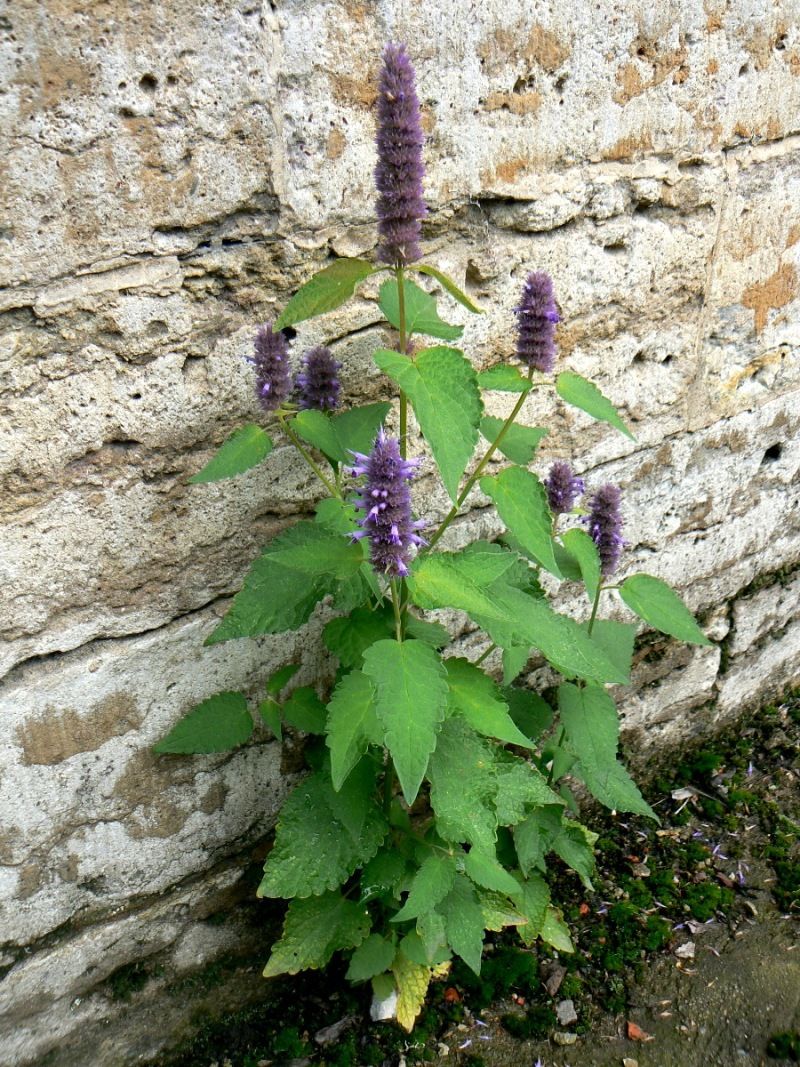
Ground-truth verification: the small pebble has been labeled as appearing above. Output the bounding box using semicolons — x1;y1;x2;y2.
552;1031;578;1045
623;1059;639;1067
675;941;696;959
556;998;578;1026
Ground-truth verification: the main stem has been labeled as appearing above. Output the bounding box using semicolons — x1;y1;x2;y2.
426;367;536;551
396;266;408;461
587;582;603;636
389;579;404;642
279;416;339;498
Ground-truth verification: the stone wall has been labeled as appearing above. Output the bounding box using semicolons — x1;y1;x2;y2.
1;1;799;1064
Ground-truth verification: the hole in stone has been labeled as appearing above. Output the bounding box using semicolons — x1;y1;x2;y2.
775;33;787;51
762;443;782;463
166;73;178;85
118;80;127;89
139;73;158;92
662;354;673;365
738;62;749;76
119;106;136;118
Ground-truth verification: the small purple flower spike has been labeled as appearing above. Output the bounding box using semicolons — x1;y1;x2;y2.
375;43;427;268
350;429;425;578
515;271;559;374
587;483;624;576
248;324;292;411
295;346;342;411
544;461;585;514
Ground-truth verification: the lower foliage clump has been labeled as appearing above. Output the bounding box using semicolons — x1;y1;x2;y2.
154;41;712;1031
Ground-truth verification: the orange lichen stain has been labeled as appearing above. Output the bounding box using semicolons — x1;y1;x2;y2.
766;116;783;139
724;352;785;392
420;106;436;134
742;262;797;333
329;73;377;110
602;129;654;160
785;50;800;75
786;224;800;247
484;89;542;115
524;24;571;72
614;62;646;103
707;58;720;75
326;128;346;160
493;156;530;183
705;1;724;32
478;23;570;75
613;40;689;104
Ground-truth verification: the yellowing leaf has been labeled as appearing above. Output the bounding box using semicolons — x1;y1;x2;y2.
392;953;432;1032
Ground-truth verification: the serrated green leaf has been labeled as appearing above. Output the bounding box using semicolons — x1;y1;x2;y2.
393;952;432;1031
417;911;449;961
556;371;635;440
445;658;533;749
561;527;601;601
558;683;657;820
324;607;394;669
258;698;282;741
620;573;712;646
190;424;273;483
292;409;342;464
276;258;375;329
552;541;583;582
503;688;554;742
326;670;380;790
258;767;387;898
440;875;485;975
540;906;575;953
392;854;457;922
263;891;370;977
267;525;363;578
477;889;529;931
266;663;301;696
479;417;547;465
515;873;550;945
362;640;449;805
413;263;483;313
494;756;564;825
379;277;463;341
478;365;532;392
428;718;497;852
513;806;564;877
154;691;252;754
480;467;560;578
404;615;450;648
464;849;522;899
346;933;396;982
331;402;393;460
552;822;598;891
501;645;530;685
282;686;327;734
399;931;449;967
586;618;637;682
374;347;482;502
361;849;409;902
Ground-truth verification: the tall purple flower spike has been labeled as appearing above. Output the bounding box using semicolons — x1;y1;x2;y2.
295;346;342;411
248;324;292;411
350;430;426;578
587;483;624;576
544;461;585;514
515;271;560;374
375;42;427;268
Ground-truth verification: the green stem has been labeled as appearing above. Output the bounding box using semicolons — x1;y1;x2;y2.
279;415;339;498
587;582;603;636
426;367;536;551
390;579;404;642
396;266;409;461
383;760;395;819
474;642;497;667
547;729;565;786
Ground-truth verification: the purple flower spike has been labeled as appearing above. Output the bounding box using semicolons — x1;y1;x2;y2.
375;43;427;268
350;429;424;578
515;271;559;374
587;483;624;576
295;346;342;411
545;461;585;514
248;324;292;411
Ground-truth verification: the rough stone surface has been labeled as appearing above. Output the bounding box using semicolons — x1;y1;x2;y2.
1;1;799;1064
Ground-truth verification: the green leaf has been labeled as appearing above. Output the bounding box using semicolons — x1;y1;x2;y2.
361;849;409;902
374;347;482;503
478;890;529;932
416;911;449;961
258;698;282;741
379;277;463;341
362;640;449;805
413;264;483;313
561;527;601;601
331;402;392;459
404;615;450;648
207;521;362;644
276;258;375;329
586;619;637;682
479;417;547;466
480;467;560;577
552;822;598;891
258;767;387;897
190;424;273;483
515;873;550;945
477;366;532;393
324;607;394;669
282;686;327;735
540;906;575;953
552;541;583;582
440;875;485;974
409;548;626;685
445;658;533;749
494;756;563;825
464;849;522;899
513;807;564;877
392;854;457;922
263;891;370;976
620;574;712;646
292;409;342;464
556;371;634;439
501;645;530;685
346;934;396;982
428;718;497;852
326;671;380;790
503;688;553;742
558;683;657;819
154;691;252;754
266;664;301;696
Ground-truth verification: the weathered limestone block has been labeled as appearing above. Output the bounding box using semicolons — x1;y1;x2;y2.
728;570;800;656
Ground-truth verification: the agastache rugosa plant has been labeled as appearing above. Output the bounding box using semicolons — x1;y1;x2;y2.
157;42;713;1032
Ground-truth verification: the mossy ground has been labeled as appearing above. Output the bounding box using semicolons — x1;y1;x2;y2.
151;689;798;1067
